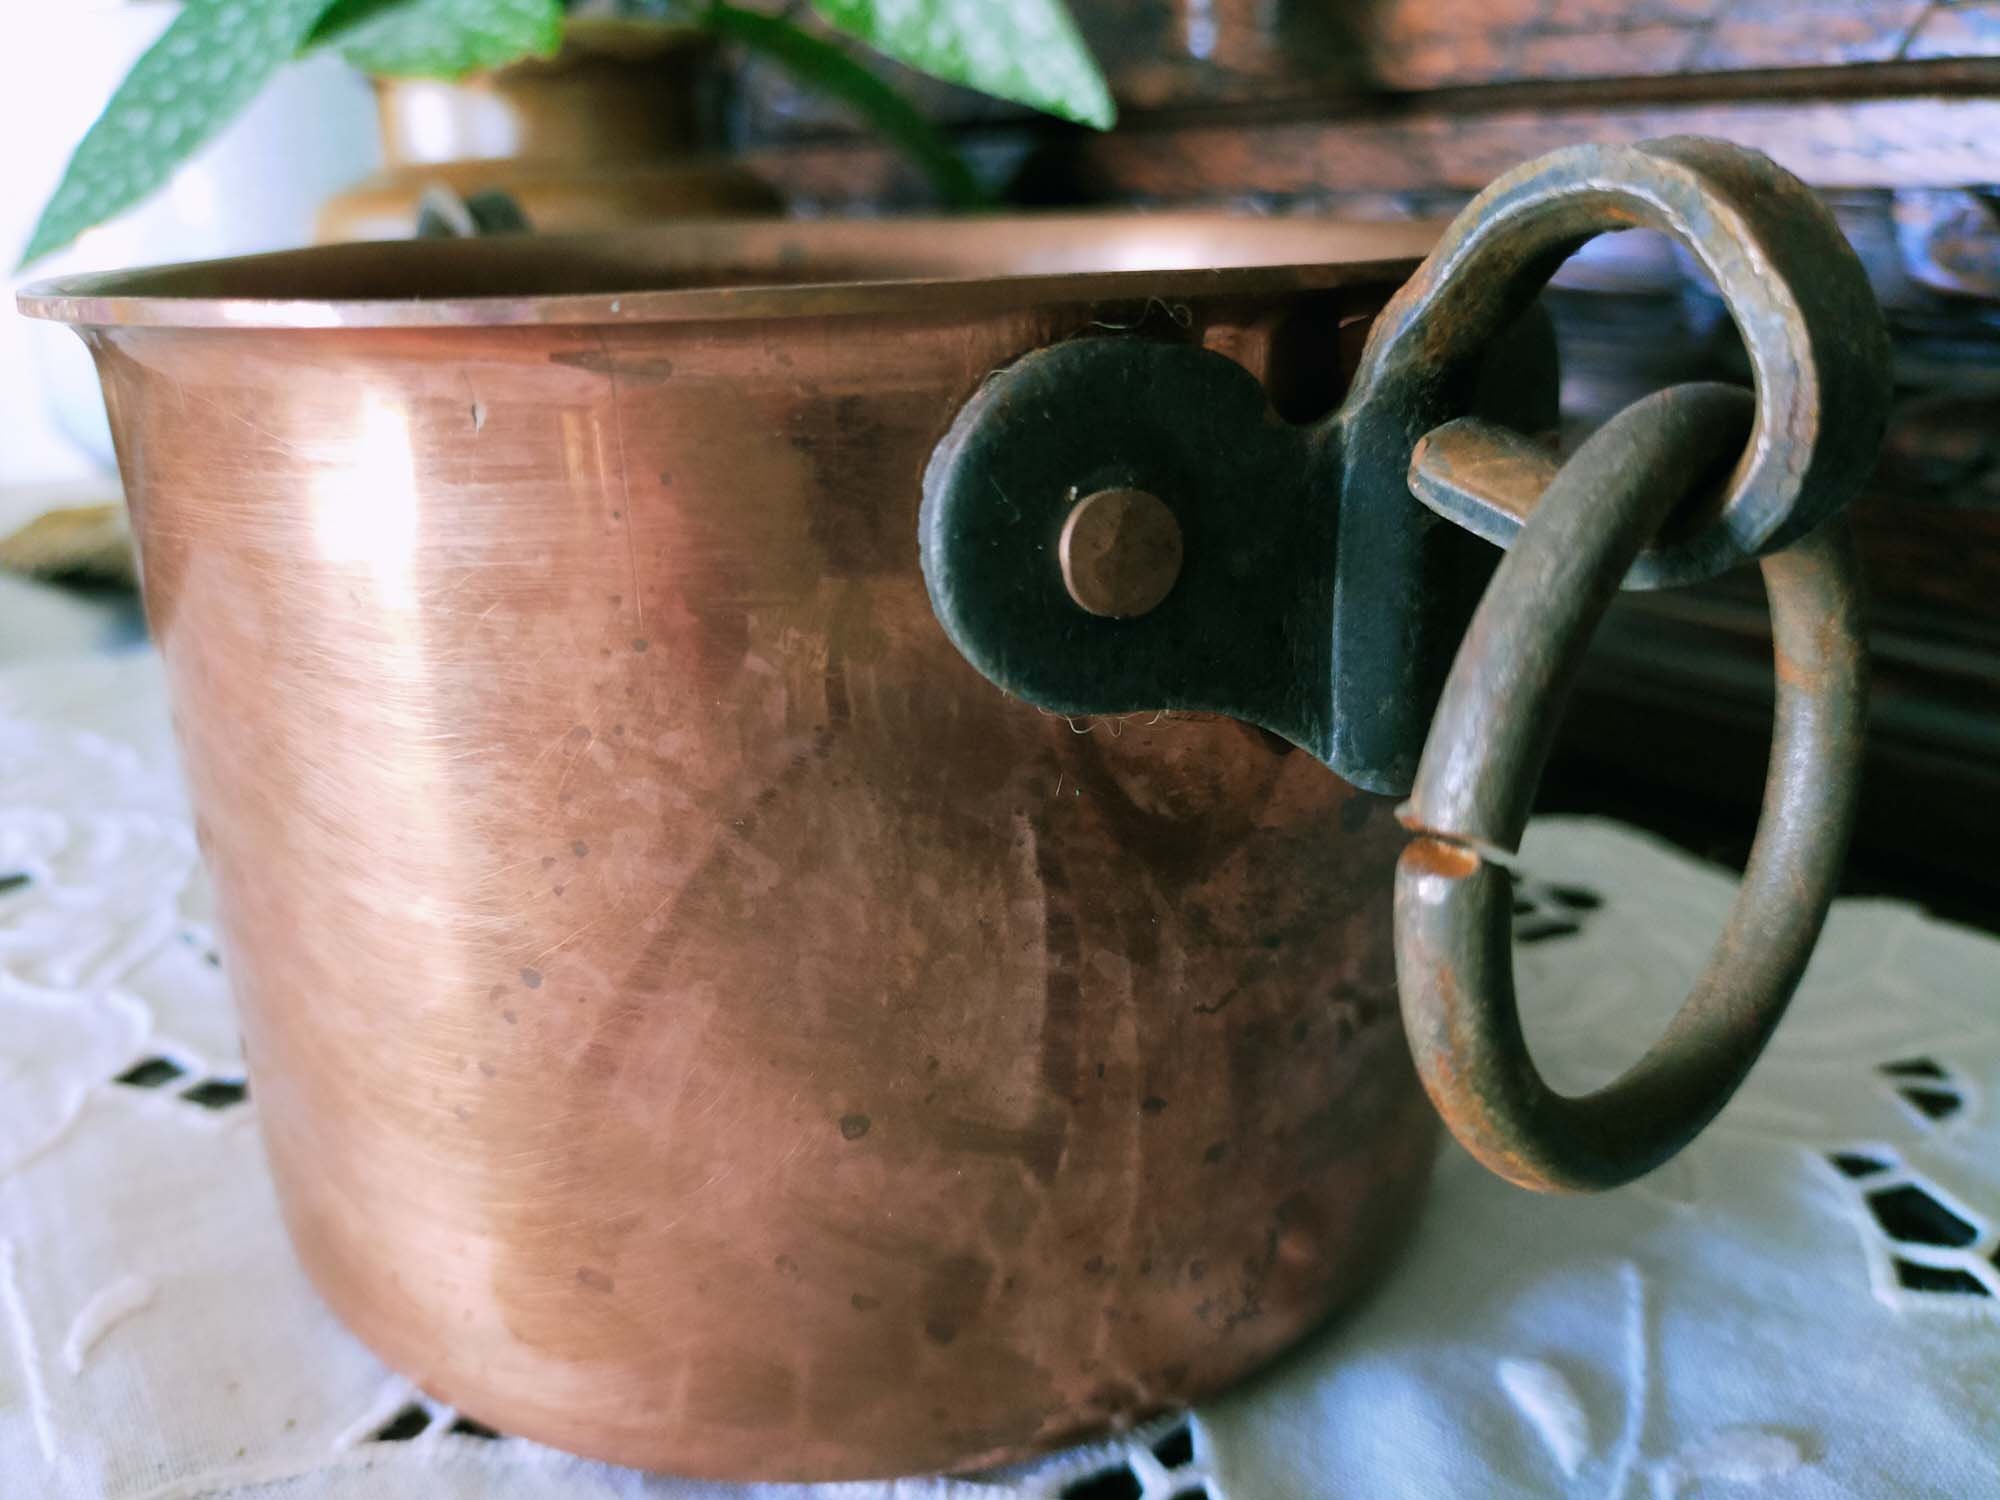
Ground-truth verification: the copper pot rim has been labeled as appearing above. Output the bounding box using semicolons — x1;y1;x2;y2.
17;213;1439;332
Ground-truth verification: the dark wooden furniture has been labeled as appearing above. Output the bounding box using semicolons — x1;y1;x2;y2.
730;2;2000;926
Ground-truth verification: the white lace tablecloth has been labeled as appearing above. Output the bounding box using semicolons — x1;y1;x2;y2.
2;648;1996;1500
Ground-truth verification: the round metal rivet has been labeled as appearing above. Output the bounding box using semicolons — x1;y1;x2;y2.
1059;488;1183;619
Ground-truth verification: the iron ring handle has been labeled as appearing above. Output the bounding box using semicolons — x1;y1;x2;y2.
1392;381;1867;1193
1343;136;1889;590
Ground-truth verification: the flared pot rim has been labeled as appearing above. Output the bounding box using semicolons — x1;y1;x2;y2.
17;212;1438;332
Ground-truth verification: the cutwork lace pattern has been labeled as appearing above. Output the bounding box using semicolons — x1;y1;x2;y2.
3;653;1996;1498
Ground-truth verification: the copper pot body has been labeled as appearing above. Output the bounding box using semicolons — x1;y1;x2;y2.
24;216;1443;1480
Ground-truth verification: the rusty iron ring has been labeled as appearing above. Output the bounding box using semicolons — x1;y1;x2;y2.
1344;136;1889;589
1393;381;1866;1193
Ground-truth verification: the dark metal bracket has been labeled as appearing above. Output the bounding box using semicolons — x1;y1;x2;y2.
923;337;1344;773
919;323;1553;795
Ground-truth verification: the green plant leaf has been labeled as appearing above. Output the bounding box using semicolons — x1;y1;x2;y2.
706;3;985;208
19;0;337;268
810;0;1113;129
310;0;563;80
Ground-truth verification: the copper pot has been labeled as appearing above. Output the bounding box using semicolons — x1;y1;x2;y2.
24;214;1441;1477
20;141;1885;1480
